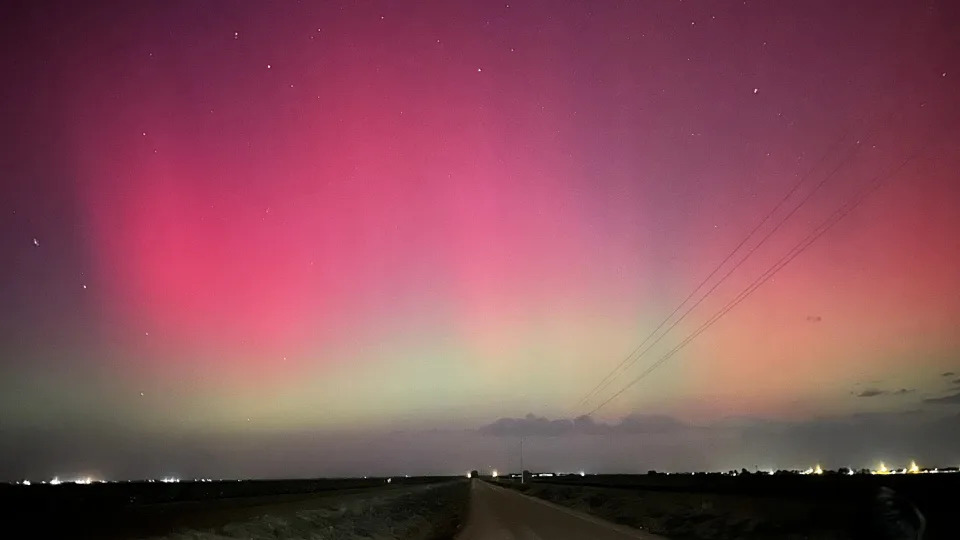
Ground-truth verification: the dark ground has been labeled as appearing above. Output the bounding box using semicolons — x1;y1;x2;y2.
494;473;959;540
5;473;955;539
0;476;467;539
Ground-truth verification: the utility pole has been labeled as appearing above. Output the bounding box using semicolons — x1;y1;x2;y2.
520;436;524;484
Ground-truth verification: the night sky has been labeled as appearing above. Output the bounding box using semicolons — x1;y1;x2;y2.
2;0;959;481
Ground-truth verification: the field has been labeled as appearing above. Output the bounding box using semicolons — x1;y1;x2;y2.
494;473;960;540
6;472;958;539
0;477;468;539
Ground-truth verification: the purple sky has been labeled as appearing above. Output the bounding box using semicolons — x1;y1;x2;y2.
1;0;959;481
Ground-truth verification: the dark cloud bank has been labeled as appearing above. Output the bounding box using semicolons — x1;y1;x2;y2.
3;409;959;482
475;410;960;473
856;388;914;397
924;391;960;404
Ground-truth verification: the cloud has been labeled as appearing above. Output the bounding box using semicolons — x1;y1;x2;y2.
854;388;912;397
942;372;956;377
478;414;573;437
7;410;958;481
806;315;822;322
923;391;960;404
477;413;688;437
953;378;960;386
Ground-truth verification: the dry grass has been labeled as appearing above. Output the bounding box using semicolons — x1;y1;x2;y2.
504;482;852;540
153;481;469;540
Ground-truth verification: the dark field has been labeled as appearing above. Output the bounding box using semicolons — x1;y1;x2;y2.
0;476;468;539
495;473;960;540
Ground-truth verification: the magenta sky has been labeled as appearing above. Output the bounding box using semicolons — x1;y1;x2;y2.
2;0;959;480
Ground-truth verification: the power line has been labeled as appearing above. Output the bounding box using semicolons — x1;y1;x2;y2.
586;146;932;416
575;133;851;407
577;2;939;413
578;100;911;412
577;136;861;409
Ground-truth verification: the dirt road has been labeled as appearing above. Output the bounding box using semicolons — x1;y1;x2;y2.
457;480;665;540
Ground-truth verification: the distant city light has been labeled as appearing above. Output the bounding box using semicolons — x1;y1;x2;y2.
14;462;953;489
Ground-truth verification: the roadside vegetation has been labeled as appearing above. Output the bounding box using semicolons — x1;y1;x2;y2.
495;472;957;540
495;479;852;540
156;480;469;540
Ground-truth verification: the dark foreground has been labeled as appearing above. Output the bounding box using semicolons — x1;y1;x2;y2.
4;473;958;539
0;476;468;539
495;473;960;540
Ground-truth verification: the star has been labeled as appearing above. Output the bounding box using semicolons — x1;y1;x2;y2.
140;392;144;397
266;64;271;69
82;284;87;289
477;67;482;72
233;31;239;39
32;238;39;246
753;88;759;94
